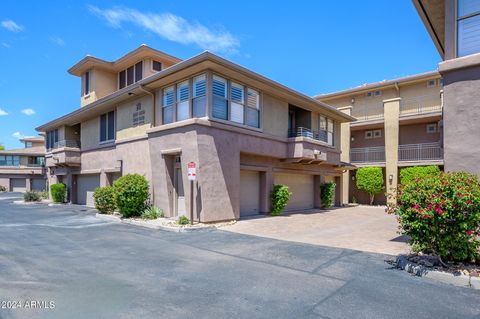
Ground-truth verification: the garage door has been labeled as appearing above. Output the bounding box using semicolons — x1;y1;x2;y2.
273;173;314;211
76;174;100;207
10;178;27;192
240;170;260;217
31;179;47;192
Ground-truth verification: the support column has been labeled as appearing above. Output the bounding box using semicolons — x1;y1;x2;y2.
100;170;108;187
260;169;273;213
314;175;321;208
26;178;32;192
383;97;400;204
338;106;352;206
334;176;342;207
65;173;74;203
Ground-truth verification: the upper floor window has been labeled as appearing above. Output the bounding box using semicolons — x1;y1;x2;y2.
119;61;143;89
133;103;145;127
0;155;20;167
46;129;59;150
457;0;480;57
100;111;115;142
152;60;162;72
83;71;90;96
192;74;206;117
212;75;228;120
319;116;335;146
162;86;174;124
25;141;33;148
177;80;190;121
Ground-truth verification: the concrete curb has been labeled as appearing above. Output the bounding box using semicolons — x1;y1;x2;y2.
13;200;43;205
395;255;480;289
94;213;216;232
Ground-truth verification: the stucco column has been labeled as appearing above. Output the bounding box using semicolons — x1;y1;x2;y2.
100;170;108;187
65;173;74;203
338;106;352;205
26;178;32;192
383;97;400;204
261;169;273;213
314;175;321;208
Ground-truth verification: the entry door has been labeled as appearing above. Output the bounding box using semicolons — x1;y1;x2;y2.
175;168;186;216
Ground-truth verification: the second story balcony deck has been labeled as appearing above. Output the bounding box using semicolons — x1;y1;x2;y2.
399;93;442;117
46;140;81;168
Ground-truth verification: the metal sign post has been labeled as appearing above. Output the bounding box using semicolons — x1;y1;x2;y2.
187;162;197;225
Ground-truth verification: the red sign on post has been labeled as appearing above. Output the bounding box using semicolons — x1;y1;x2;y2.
187;162;197;181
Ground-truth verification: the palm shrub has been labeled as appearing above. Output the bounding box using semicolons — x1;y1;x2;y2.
388;172;480;262
113;174;150;218
356;167;384;205
178;215;190;225
400;165;440;185
320;182;336;208
141;206;164;219
50;183;67;203
271;184;292;216
93;186;116;214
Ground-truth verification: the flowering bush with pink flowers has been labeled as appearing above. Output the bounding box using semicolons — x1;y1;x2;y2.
388;172;480;262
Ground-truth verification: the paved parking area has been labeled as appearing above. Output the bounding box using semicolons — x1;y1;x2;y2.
0;193;478;318
223;206;409;255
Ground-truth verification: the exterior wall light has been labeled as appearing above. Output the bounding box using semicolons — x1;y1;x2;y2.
389;174;394;185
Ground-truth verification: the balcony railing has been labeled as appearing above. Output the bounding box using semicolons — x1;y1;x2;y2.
350;146;386;163
398;142;443;162
48;140;81;151
288;127;328;144
400;94;442;116
351;102;384;121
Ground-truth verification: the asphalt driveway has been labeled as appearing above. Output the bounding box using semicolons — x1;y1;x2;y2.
223;206;409;255
0;193;479;319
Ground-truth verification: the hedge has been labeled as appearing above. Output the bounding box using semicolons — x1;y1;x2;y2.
50;183;67;203
113;174;150;218
93;186;116;214
320;182;336;208
271;184;292;216
399;165;440;185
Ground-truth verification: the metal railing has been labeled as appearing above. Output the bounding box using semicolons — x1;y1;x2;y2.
400;94;442;116
288;127;328;144
398;142;443;161
351;102;384;121
350;146;386;163
50;140;81;151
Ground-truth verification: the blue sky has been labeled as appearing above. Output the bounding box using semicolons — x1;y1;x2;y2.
0;1;440;149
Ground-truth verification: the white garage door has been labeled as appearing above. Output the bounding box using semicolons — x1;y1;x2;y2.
240;170;260;217
31;179;47;192
10;178;27;192
273;173;314;211
76;174;100;207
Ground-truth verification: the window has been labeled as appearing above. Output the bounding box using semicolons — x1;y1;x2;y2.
365;92;373;97
100;111;115;142
119;62;143;89
427;79;436;87
318;116;335;146
192;74;206;117
46;129;59;150
176;80;190;121
365;131;373;139
246;88;260;128
457;0;480;57
152;60;162;72
162;86;174;124
83;71;90;96
0;156;20;166
230;82;244;124
374;90;381;96
427;123;437;133
365;130;382;139
133;103;145;127
212;75;228;120
365;90;381;97
25;141;33;148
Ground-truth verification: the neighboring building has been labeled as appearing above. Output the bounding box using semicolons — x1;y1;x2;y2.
316;71;443;205
413;0;480;176
36;45;354;221
0;137;47;192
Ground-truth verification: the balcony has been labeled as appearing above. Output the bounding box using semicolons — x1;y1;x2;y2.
288;127;330;144
286;127;339;164
350;146;386;163
351;102;384;121
400;94;442;116
48;139;81;152
398;142;443;162
46;140;81;168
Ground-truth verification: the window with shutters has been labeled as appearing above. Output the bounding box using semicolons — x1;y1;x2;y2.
176;80;190;121
192;74;206;117
133;103;145;127
212;75;228;120
457;0;480;57
246;88;260;128
118;61;144;89
162;86;174;124
100;111;115;142
230;82;244;124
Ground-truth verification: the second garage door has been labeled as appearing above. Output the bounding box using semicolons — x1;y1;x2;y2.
240;170;260;217
76;174;100;207
31;178;47;192
10;178;27;192
273;173;314;211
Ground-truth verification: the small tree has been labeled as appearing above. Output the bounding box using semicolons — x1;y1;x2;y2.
50;183;67;203
399;165;440;185
271;184;291;216
113;174;150;218
93;186;116;214
356;167;384;205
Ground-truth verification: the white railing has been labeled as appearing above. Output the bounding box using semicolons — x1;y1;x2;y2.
351;102;384;121
398;142;443;161
400;94;442;116
350;146;386;163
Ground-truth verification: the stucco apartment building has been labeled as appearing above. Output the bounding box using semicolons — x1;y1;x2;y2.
36;45;353;222
317;72;444;204
0;137;47;192
414;0;480;176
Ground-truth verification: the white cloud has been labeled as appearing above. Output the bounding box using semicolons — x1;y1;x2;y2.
49;36;65;46
0;108;8;116
12;132;24;140
21;108;35;116
89;6;239;54
1;19;24;32
1;42;10;48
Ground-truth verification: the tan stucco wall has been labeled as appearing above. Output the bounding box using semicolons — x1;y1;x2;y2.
92;69;117;100
351;129;385;148
262;93;289;137
81;117;100;150
399;122;441;145
116;95;154;141
383;98;400;204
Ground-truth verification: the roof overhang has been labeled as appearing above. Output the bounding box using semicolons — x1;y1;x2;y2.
37;51;355;132
412;0;445;59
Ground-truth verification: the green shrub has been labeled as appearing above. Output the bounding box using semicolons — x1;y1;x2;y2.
93;186;116;214
271;184;292;216
141;206;164;219
0;185;6;192
50;183;67;203
113;174;150;218
356;167;384;205
24;191;41;202
320;182;336;208
400;165;440;185
40;190;49;200
178;215;190;225
388;172;480;262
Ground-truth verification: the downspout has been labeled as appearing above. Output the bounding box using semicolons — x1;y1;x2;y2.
394;81;400;97
139;85;156;126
